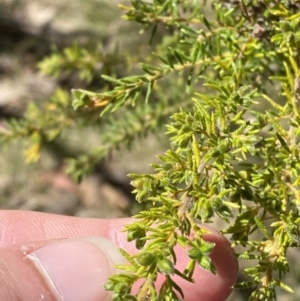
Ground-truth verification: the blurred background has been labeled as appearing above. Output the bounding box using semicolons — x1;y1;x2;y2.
0;1;299;300
0;0;169;218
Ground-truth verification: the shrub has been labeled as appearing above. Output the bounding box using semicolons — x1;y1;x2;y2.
1;0;300;300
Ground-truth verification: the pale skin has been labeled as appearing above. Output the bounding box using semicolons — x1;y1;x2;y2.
0;210;238;301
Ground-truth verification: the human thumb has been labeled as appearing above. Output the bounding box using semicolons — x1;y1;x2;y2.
0;237;125;301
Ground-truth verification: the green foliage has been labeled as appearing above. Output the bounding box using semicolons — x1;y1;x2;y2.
38;44;104;82
1;0;300;300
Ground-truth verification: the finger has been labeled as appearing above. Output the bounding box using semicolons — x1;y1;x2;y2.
171;227;238;301
0;211;238;300
0;237;126;301
0;210;132;249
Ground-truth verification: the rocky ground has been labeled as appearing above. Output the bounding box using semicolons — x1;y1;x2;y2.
0;0;167;218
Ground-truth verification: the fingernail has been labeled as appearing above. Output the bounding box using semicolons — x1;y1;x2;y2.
27;237;125;301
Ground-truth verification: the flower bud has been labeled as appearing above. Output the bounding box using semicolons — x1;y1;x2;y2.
157;258;174;275
137;252;156;266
